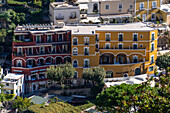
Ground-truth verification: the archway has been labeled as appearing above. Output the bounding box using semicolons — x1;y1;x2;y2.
135;68;141;75
64;57;71;63
93;3;98;12
117;53;127;64
56;57;62;64
100;53;114;64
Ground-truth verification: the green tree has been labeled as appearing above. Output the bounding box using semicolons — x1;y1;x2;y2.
12;96;31;113
95;84;140;112
82;67;106;97
154;68;158;76
0;29;6;43
82;67;105;86
47;63;75;86
156;54;170;75
95;75;170;113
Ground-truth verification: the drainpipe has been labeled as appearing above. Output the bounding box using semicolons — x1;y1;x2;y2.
134;0;136;17
147;0;149;21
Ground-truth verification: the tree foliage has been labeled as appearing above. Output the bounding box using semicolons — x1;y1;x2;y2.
156;54;170;75
47;63;75;85
82;67;106;85
95;75;170;113
82;67;106;97
12;96;31;113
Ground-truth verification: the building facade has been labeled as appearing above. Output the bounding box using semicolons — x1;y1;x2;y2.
1;73;24;97
71;23;158;78
12;24;71;94
49;2;80;25
12;23;158;93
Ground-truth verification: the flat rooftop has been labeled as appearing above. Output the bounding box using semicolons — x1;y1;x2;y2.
3;73;24;80
50;2;79;9
64;22;157;34
161;4;170;13
15;22;157;35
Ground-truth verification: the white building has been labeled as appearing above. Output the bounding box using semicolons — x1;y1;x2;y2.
49;2;80;24
1;73;24;97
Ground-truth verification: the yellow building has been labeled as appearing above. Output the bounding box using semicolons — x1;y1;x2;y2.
135;0;161;21
70;23;157;78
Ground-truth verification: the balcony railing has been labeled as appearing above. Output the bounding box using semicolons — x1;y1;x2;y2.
152;6;157;9
70;16;77;19
139;7;145;11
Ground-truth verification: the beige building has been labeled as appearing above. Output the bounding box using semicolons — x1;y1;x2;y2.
1;73;24;97
160;4;170;25
49;2;80;24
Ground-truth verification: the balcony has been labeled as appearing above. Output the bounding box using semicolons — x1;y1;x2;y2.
99;48;146;56
70;16;77;20
56;16;64;20
139;7;145;11
152;6;158;9
13;41;36;46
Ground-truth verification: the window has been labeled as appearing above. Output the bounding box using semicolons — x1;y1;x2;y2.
47;35;52;43
6;83;9;86
119;4;123;10
19;35;24;41
140;44;143;47
118;43;123;49
140;3;144;10
84;59;89;68
106;71;113;78
73;60;78;67
17;60;22;67
95;34;99;41
95;43;99;49
40;47;44;54
105;33;110;41
93;3;98;12
118;33;123;41
62;44;67;53
16;90;18;94
151;32;155;41
105;43;110;49
84;47;89;55
149;66;153;72
133;43;138;49
16;82;18;85
133;33;138;41
58;34;63;42
130;4;133;9
151;13;156;20
52;46;56;53
105;5;109;10
133;55;138;63
11;90;13;94
74;71;78;78
17;48;22;55
36;35;41;43
151;55;154;63
151;42;154;51
84;37;89;45
73;47;78;55
140;35;143;38
73;37;78;45
152;1;157;8
70;12;76;19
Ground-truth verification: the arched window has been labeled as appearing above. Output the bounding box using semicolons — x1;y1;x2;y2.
73;60;78;67
73;37;78;45
123;73;128;77
73;47;78;55
106;70;113;78
93;3;98;12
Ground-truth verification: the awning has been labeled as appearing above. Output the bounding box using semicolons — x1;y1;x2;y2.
79;4;88;10
101;13;132;19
